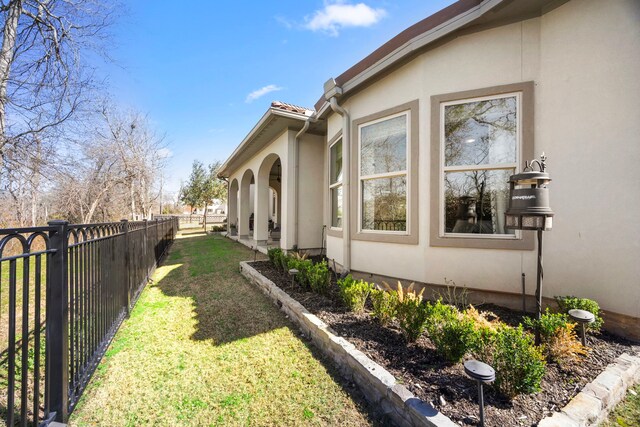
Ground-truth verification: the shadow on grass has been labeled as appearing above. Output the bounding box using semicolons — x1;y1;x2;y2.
152;232;388;425
153;232;289;345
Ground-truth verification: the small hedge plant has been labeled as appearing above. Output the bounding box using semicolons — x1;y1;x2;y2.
555;296;603;332
267;248;283;268
425;301;481;363
370;287;398;326
287;257;313;288
524;309;586;364
394;282;430;343
337;275;373;313
308;260;331;295
477;324;546;398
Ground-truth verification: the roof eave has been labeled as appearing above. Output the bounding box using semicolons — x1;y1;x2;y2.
219;108;310;178
315;0;506;114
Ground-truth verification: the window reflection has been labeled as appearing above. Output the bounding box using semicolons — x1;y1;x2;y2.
362;177;406;231
445;97;516;167
361;115;407;176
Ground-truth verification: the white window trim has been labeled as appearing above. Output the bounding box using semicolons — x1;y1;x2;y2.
438;91;522;240
329;137;343;231
357;110;411;235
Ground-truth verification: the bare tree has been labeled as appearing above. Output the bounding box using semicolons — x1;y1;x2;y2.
0;0;117;169
98;104;167;220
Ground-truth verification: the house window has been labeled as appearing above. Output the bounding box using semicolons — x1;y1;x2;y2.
430;82;534;250
329;138;343;228
359;112;408;233
442;94;518;236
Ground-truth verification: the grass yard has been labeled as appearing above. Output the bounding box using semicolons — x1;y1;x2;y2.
70;231;377;426
603;382;640;427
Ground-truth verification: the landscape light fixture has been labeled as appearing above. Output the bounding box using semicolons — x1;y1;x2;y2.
505;153;554;344
568;309;595;347
288;268;298;286
464;360;495;427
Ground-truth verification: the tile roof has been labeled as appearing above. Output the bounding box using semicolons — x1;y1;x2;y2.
271;101;314;116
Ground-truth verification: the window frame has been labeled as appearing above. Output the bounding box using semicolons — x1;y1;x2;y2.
358;110;410;235
350;99;419;245
329;136;343;231
430;82;534;250
326;131;343;238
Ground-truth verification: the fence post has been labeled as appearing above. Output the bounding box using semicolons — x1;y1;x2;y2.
155;219;160;262
47;220;69;422
144;219;149;278
121;220;131;317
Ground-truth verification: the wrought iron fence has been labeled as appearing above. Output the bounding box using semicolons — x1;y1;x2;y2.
0;217;178;426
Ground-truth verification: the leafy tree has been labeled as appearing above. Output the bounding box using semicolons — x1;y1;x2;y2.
180;160;226;229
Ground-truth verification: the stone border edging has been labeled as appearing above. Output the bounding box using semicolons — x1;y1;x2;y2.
538;348;640;427
240;261;457;427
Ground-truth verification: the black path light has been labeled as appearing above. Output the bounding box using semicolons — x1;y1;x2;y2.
288;268;298;286
505;153;554;345
464;360;495;427
568;309;595;346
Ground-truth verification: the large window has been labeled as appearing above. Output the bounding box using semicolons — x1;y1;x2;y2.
329;138;343;228
359;113;408;232
430;82;533;250
442;94;517;236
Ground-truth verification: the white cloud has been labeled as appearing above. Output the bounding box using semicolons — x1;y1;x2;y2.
305;1;386;36
245;84;283;103
157;147;173;159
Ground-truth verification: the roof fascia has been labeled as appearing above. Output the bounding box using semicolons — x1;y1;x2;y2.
219;108;309;177
315;0;505;114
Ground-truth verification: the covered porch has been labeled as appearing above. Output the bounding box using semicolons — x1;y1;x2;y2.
220;101;326;253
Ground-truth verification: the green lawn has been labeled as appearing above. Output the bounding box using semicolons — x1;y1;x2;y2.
70;232;377;426
603;382;640;427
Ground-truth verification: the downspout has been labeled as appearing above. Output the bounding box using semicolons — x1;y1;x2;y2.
325;79;351;273
294;113;316;249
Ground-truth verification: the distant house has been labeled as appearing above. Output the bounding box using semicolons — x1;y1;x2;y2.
182;202;226;216
219;0;640;340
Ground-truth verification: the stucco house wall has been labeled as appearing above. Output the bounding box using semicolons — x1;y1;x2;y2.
322;0;640;323
298;133;326;250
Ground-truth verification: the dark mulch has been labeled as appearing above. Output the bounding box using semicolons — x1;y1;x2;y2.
250;260;638;427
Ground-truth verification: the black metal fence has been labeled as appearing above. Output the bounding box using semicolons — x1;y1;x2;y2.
0;217;178;426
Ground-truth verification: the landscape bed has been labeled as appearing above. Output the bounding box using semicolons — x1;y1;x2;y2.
249;258;638;427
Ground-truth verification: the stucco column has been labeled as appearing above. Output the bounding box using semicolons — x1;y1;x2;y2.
228;181;238;235
254;168;270;246
281;130;297;251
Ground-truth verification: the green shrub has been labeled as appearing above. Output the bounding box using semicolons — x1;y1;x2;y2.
370;288;398;326
210;225;226;232
394;282;429;343
278;251;290;272
288;258;313;288
523;309;569;341
523;309;586;364
555;296;603;332
338;275;373;313
481;325;546;398
308;261;331;295
267;248;283;267
425;301;481;363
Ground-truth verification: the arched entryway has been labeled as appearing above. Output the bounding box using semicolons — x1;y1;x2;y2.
239;169;254;239
255;154;281;245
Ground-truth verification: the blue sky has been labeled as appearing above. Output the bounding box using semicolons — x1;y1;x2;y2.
101;1;456;195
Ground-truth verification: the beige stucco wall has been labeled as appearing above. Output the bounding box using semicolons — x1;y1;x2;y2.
324;0;640;318
298;134;325;250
